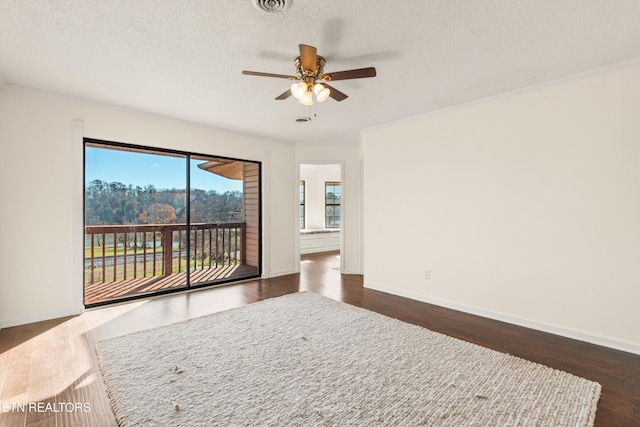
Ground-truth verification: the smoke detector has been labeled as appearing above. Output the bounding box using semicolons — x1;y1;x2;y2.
251;0;292;13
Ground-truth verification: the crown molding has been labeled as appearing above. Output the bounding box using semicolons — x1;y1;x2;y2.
363;57;640;135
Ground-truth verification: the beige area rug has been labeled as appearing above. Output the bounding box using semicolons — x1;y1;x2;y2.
96;292;600;426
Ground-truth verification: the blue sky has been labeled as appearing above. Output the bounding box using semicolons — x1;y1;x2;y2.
85;146;242;192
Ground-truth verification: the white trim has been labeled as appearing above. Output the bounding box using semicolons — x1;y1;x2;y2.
293;165;301;273
359;154;365;276
296;161;345;272
262;150;270;278
266;268;297;279
339;162;345;273
0;306;83;329
72;119;85;313
364;281;640;356
362;57;640;136
301;246;341;255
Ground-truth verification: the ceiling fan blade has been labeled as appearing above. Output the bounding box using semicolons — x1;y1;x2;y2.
242;70;295;79
299;44;318;73
275;89;292;100
322;67;377;81
322;83;348;101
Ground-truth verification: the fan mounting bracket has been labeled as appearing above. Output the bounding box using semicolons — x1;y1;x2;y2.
294;55;326;79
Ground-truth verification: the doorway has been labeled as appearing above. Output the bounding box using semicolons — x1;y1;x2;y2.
298;163;342;272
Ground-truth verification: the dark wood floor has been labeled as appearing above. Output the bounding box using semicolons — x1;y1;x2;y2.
1;251;638;426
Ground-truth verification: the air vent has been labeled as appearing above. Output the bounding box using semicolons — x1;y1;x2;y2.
251;0;292;13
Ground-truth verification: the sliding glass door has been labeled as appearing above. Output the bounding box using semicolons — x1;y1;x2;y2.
83;139;261;306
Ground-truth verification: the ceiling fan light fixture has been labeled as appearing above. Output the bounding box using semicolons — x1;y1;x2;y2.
242;44;376;107
299;91;313;106
291;82;307;99
314;83;330;102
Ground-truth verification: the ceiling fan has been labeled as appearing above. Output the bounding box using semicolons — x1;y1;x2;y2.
242;44;376;105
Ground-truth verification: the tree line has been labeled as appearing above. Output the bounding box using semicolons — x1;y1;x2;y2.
85;180;243;226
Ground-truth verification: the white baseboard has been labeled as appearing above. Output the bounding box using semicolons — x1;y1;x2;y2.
364;281;640;356
0;304;84;329
266;269;297;279
300;246;341;255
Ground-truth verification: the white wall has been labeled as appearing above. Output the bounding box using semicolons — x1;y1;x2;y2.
295;145;362;274
0;87;296;328
362;64;640;354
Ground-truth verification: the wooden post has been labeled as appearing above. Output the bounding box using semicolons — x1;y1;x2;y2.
90;233;95;284
123;232;127;280
101;232;106;283
143;232;147;277
162;227;173;277
215;227;219;268
113;232;117;282
178;230;182;273
241;223;246;264
133;232;137;279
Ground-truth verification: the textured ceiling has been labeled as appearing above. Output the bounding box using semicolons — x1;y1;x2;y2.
1;1;640;146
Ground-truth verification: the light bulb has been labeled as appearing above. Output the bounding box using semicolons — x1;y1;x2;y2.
299;91;313;106
290;82;307;99
314;84;330;102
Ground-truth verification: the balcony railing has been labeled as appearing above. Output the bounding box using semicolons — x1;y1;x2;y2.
84;222;246;287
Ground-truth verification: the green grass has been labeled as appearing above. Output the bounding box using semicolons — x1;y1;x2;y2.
84;245;176;258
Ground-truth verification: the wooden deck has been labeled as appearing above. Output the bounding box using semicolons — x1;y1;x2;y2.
84;264;259;305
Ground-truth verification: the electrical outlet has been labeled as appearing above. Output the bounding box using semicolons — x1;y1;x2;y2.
424;270;430;280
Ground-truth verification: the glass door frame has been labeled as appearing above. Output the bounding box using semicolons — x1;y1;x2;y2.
83;138;262;308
